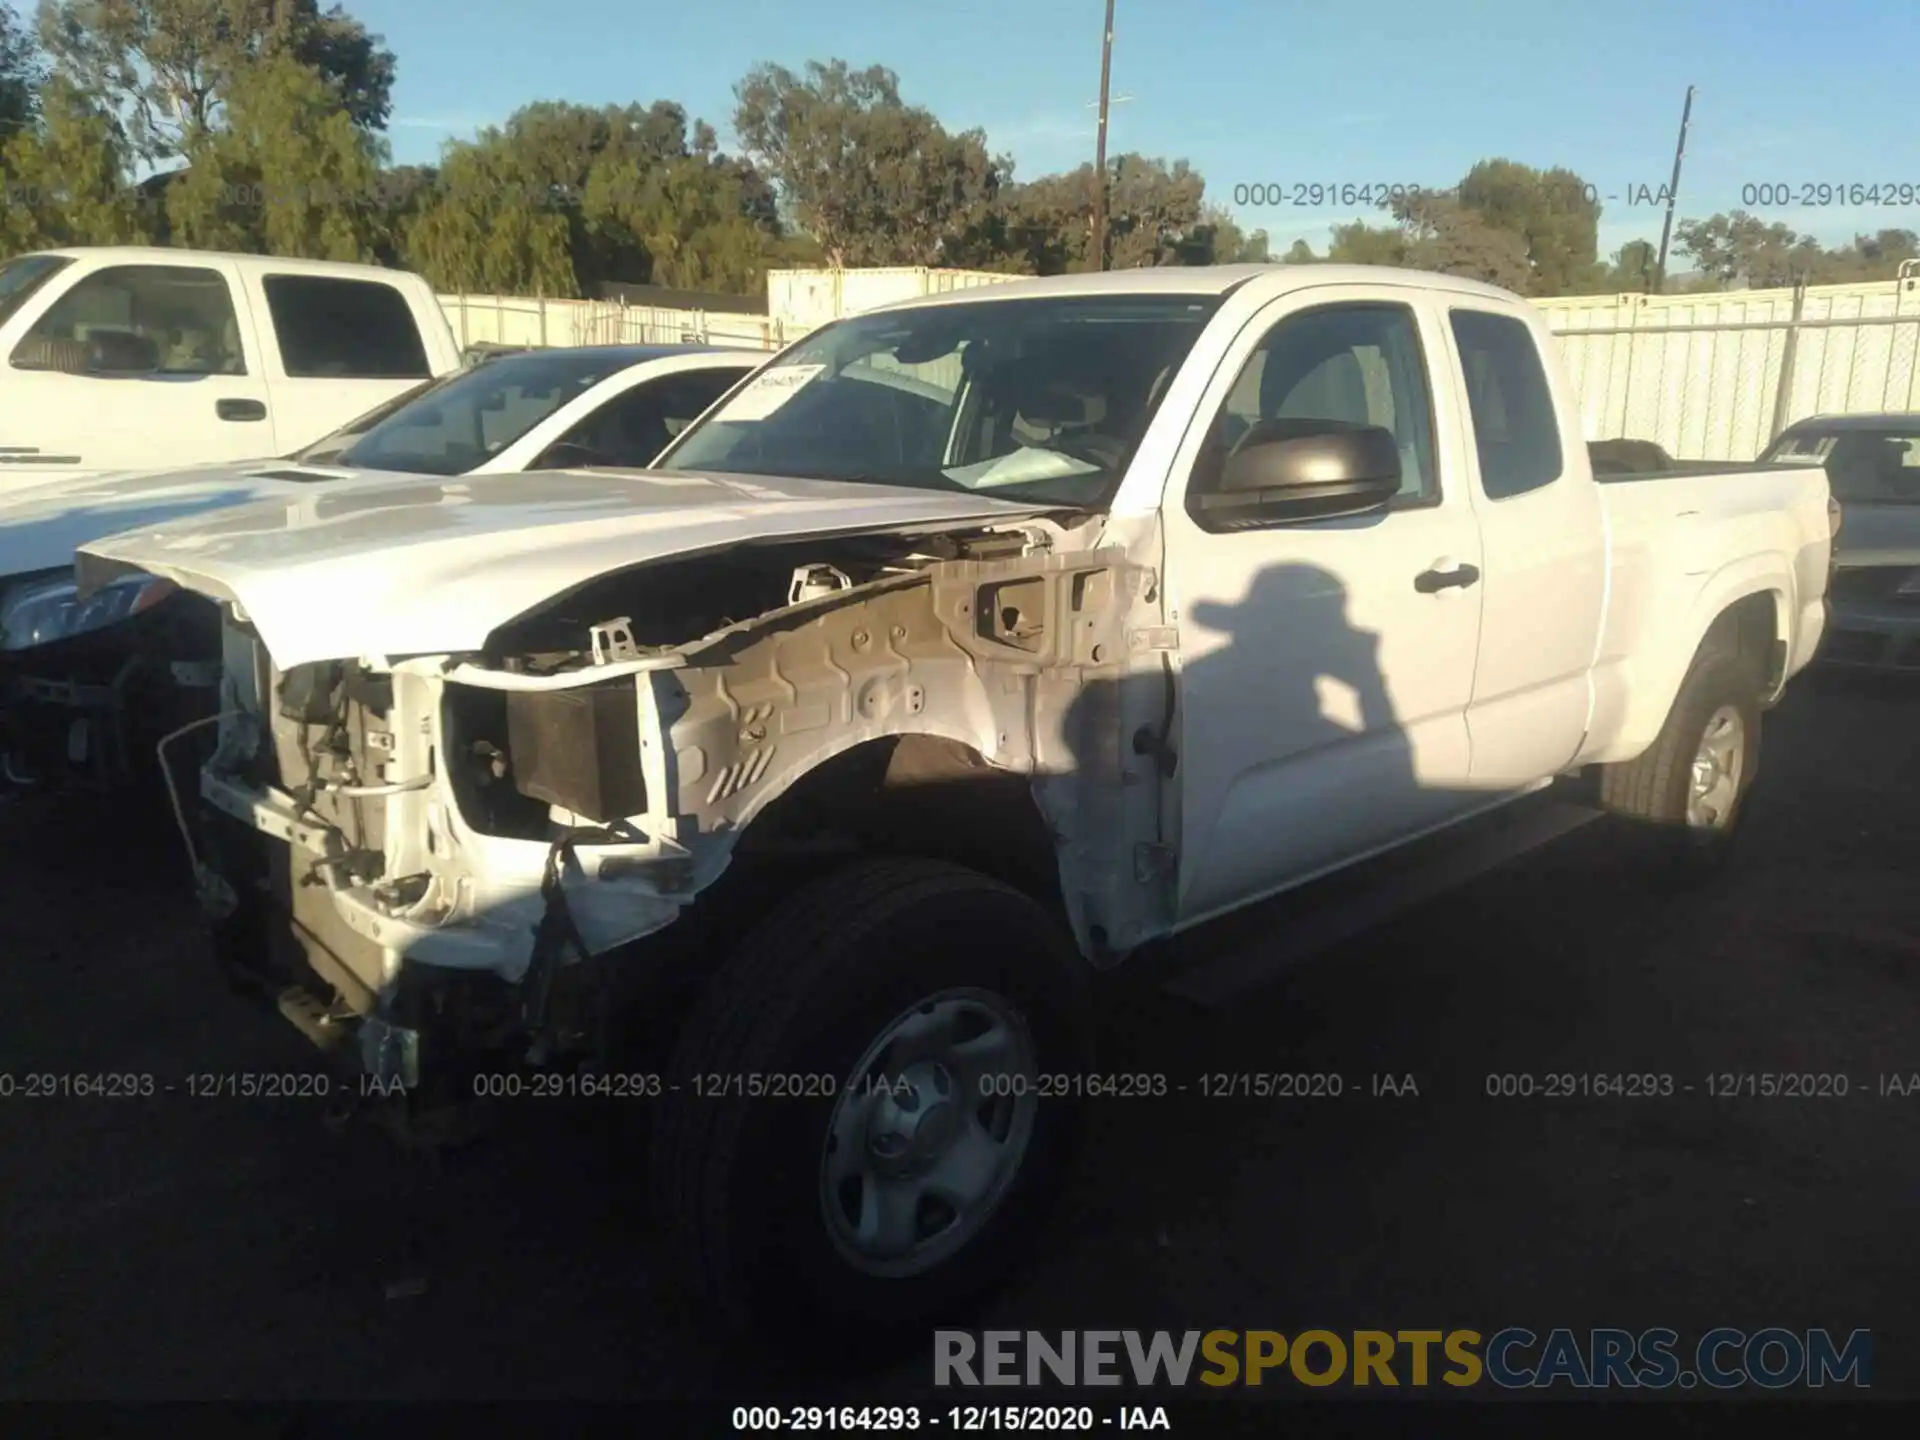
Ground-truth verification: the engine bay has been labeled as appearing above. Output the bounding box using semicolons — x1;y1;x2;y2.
443;519;1077;839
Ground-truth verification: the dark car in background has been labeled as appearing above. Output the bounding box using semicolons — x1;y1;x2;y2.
1761;413;1920;671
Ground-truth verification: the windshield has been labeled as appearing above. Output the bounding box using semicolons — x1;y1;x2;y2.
0;254;74;330
316;349;640;476
294;377;442;463
1763;428;1920;504
654;294;1224;507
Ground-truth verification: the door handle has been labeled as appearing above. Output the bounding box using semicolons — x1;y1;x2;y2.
1414;562;1480;593
217;398;267;422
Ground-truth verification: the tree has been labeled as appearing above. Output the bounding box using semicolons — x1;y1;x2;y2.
1674;212;1919;290
582;143;779;294
1395;188;1534;290
992;165;1093;274
400;99;781;296
987;153;1216;274
0;75;148;250
1179;203;1269;266
164;53;385;261
733;59;1004;267
1793;227;1918;285
1674;211;1823;289
1455;158;1600;294
1323;217;1408;267
1;5;46;137
1103;154;1204;269
35;0;394;162
1600;238;1657;292
369;161;436;267
1316;189;1532;289
1291;160;1605;293
400;134;577;295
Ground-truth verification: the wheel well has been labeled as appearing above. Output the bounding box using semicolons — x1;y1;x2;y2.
737;734;1064;909
599;736;1068;1068
1701;590;1782;694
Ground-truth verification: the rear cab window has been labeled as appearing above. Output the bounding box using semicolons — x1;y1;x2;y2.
1449;309;1564;500
262;274;430;379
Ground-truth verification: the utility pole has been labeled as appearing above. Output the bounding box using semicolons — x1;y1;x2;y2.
1652;84;1695;294
1090;0;1116;271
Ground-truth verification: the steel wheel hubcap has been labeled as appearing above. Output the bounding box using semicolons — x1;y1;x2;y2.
820;987;1038;1278
1687;705;1746;829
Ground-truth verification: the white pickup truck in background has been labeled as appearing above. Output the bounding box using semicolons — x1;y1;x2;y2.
0;247;462;494
77;264;1834;1344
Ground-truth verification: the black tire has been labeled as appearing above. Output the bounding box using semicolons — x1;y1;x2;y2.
1597;645;1763;874
649;857;1093;1349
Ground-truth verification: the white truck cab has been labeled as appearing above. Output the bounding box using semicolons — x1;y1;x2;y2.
0;247;461;494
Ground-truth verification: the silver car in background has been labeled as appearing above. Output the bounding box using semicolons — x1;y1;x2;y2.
1761;414;1920;671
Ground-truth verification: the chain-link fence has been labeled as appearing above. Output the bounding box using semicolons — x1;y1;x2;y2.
1540;266;1920;461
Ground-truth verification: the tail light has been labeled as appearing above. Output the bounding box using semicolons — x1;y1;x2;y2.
1828;494;1843;538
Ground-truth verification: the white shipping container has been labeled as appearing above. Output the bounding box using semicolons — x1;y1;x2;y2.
767;267;1020;332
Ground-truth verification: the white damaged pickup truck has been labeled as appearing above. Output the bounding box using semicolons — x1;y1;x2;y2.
76;264;1835;1339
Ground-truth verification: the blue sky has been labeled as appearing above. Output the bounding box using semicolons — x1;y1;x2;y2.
19;0;1920;256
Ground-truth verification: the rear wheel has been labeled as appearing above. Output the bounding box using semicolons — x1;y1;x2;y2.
648;857;1092;1346
1598;647;1763;874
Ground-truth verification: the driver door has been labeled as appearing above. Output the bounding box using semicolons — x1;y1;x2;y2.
1163;288;1487;923
1;259;275;490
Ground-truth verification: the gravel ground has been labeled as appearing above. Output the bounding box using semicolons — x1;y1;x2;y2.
2;669;1917;1413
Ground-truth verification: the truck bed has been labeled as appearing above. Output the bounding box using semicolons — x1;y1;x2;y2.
1583;462;1834;762
1596;460;1822;481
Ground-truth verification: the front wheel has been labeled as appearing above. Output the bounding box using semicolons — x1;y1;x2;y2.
1598;648;1763;874
648;858;1093;1344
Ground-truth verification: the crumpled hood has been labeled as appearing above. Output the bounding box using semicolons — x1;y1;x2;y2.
77;468;1059;668
1835;501;1920;567
0;458;408;583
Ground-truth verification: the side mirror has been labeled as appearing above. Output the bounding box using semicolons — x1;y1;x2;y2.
1196;424;1403;526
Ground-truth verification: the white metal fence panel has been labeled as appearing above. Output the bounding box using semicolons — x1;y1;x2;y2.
1539;272;1920;460
437;294;792;353
766;267;1021;332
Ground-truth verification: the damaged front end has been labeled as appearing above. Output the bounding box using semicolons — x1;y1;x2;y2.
193;512;1178;1131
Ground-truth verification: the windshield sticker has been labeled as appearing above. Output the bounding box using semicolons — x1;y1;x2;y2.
1777;435;1838;461
716;363;826;422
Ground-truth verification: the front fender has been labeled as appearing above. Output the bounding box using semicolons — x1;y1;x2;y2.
658;551;1167;957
